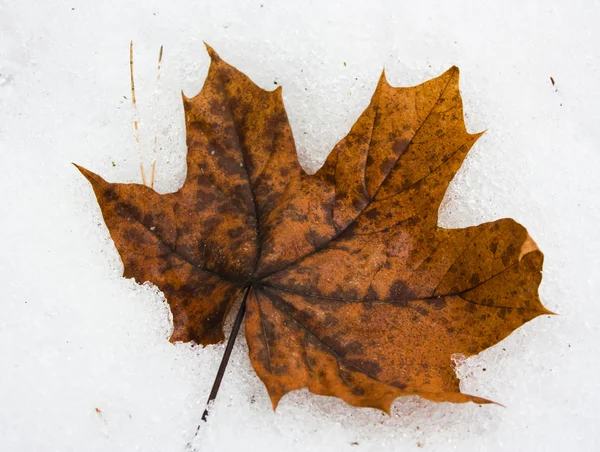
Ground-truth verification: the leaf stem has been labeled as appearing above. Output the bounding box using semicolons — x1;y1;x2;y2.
186;286;250;449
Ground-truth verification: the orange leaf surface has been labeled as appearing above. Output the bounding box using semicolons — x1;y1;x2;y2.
77;45;551;413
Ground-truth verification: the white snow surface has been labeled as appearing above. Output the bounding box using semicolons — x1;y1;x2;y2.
1;0;598;451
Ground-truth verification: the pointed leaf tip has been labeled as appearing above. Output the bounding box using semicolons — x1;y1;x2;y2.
450;65;460;80
380;400;393;416
72;162;92;179
203;42;221;61
377;68;389;87
73;163;106;188
438;65;460;83
270;392;282;411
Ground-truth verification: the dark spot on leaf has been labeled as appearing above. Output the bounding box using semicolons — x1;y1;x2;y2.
388;280;415;303
228;227;244;238
365;208;378;219
426;297;446;310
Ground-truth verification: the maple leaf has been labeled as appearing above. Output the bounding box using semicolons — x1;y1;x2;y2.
76;45;552;414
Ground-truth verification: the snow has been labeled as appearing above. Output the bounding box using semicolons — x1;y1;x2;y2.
1;0;598;451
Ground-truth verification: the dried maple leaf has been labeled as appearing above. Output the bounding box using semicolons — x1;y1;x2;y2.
76;45;552;414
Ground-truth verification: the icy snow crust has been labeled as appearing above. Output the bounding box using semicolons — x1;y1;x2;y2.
1;0;598;451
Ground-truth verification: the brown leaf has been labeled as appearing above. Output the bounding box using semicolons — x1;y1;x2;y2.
77;45;552;412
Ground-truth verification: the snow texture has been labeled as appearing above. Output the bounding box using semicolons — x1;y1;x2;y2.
1;0;598;451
